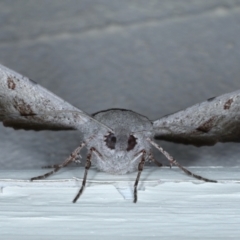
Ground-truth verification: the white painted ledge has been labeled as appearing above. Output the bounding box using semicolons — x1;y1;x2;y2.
1;166;240;239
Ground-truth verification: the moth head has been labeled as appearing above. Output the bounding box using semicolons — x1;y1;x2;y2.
89;108;154;174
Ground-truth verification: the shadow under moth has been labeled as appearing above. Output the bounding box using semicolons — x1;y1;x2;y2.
1;64;239;203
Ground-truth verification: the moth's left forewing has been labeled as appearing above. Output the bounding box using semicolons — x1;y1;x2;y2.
153;90;240;146
0;64;109;132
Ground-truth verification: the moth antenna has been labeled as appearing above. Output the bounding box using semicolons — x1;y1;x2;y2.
72;147;94;203
133;150;146;203
30;142;86;181
147;138;217;183
20;110;114;132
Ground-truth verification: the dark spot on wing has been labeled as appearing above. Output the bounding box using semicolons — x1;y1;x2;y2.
207;96;216;102
196;116;216;133
7;77;16;90
13;97;35;116
224;98;233;110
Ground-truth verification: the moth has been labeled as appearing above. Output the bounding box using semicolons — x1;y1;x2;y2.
1;64;240;203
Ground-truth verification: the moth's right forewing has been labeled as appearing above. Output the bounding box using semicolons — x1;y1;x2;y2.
0;64;91;131
153;90;240;146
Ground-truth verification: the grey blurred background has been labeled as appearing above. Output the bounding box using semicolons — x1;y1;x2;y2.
1;0;240;170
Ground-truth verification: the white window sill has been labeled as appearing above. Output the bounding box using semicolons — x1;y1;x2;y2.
1;166;240;239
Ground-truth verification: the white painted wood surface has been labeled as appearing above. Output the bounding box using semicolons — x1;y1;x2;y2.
1;166;240;239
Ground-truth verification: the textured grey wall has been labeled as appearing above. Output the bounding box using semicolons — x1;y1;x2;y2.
1;0;240;169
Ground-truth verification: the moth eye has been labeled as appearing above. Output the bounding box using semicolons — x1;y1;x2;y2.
104;133;117;150
127;135;137;151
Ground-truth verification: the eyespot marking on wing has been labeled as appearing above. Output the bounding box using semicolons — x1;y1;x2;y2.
196;116;216;133
224;98;233;110
7;76;16;90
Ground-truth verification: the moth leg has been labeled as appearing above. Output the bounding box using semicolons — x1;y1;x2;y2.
147;138;217;183
30;142;85;181
42;157;82;169
92;147;103;161
133;150;146;203
148;152;171;168
72;147;94;203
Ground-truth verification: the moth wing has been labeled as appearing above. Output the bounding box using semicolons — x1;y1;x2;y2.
153;90;240;146
0;64;109;131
